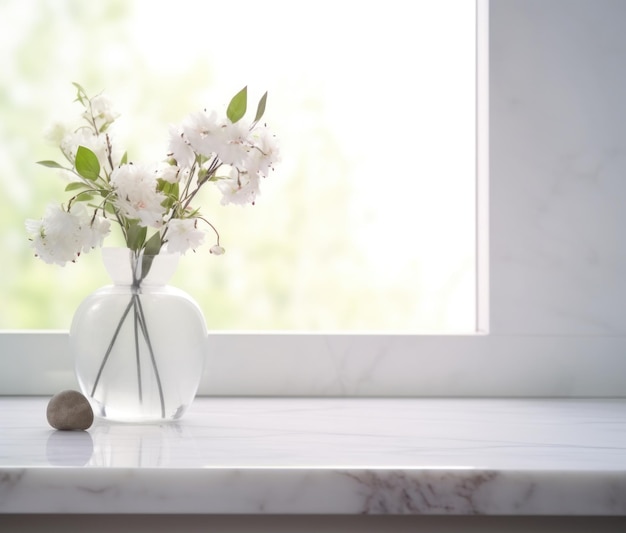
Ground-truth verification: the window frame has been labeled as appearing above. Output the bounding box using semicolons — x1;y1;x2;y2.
2;0;625;398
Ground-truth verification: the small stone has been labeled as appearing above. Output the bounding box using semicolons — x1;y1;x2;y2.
46;390;94;431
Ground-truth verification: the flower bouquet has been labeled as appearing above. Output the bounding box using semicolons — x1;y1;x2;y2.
26;83;279;420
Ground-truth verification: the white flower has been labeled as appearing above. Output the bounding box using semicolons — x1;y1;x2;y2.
167;125;196;169
85;93;119;127
245;125;280;177
155;161;185;184
216;167;260;206
209;244;225;255
25;203;110;266
110;164;167;228
214;120;252;166
82;211;111;251
182;111;252;165
165;218;205;254
182;110;220;158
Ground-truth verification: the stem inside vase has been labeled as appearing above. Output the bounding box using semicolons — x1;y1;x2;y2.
89;251;166;418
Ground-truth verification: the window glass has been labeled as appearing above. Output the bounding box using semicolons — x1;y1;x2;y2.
0;0;476;332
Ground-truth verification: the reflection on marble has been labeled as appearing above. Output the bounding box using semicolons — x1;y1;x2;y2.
46;431;93;467
1;397;625;514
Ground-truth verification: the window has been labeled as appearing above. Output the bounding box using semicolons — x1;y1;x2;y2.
2;0;625;398
1;0;477;333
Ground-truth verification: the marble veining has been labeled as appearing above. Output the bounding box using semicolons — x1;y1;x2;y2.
0;397;625;514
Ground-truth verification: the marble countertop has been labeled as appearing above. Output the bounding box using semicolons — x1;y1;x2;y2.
1;397;625;515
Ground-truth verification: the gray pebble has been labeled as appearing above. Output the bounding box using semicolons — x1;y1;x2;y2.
47;390;94;430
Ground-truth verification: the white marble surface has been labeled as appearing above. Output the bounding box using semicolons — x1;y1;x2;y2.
1;397;625;515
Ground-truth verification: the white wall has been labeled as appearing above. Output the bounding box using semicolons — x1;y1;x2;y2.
491;0;626;335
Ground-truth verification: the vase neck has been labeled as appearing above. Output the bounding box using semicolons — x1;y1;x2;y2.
130;251;154;287
101;248;180;286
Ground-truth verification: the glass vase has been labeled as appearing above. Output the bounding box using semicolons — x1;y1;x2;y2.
70;247;208;422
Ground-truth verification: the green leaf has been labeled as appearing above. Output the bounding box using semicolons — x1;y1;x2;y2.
253;91;268;124
75;146;101;181
72;82;88;104
158;180;180;211
144;231;162;256
226;86;247;123
120;151;128;165
157;179;170;194
74;193;94;202
72;81;87;93
126;221;147;252
65;182;90;192
170;182;180;199
103;201;117;215
141;231;162;279
37;160;64;169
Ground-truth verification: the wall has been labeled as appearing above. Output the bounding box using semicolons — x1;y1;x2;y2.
491;0;626;335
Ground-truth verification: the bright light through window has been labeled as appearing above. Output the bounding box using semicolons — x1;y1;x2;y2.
0;0;477;332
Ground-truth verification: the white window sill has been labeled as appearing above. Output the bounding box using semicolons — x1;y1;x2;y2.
1;396;625;515
3;332;626;397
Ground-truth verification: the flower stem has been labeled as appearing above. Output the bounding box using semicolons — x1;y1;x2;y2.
90;296;134;398
90;253;166;419
134;293;166;418
133;298;143;404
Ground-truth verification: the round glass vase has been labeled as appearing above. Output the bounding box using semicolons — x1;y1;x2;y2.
70;247;208;422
